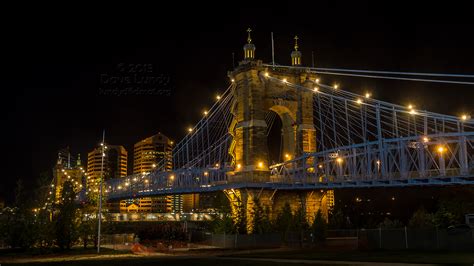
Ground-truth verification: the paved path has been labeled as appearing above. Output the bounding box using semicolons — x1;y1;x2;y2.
219;257;435;266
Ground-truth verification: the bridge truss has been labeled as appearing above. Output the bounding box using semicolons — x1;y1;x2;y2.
107;65;474;200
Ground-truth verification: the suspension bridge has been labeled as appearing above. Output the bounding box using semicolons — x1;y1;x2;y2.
104;32;474;228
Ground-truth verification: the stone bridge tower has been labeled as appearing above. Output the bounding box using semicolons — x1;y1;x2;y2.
228;31;317;183
225;30;328;233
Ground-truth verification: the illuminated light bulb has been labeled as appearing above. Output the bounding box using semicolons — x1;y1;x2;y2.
144;179;149;184
203;110;208;116
318;164;323;169
422;136;429;143
356;98;362;105
237;164;242;169
215;163;219;168
258;161;264;168
336;157;343;163
334;84;339;89
152;164;156;168
461;114;470;121
117;186;122;190
170;141;174;145
408;104;413;109
125;182;129;186
409;109;416;115
188;127;193;133
365;92;371;98
231;78;235;82
285;153;290;159
282;78;287;83
313;87;319;92
204;171;209;176
216;95;221;100
437;146;445;153
265;72;269;77
315;78;320;83
100;143;104;146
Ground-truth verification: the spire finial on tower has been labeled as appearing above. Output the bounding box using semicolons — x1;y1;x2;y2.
247;28;252;44
291;35;302;66
243;28;256;61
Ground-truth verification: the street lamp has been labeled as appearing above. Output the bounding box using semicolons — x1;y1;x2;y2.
97;130;106;253
436;145;446;176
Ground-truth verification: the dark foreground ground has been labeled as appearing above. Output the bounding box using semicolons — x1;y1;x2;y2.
1;248;473;265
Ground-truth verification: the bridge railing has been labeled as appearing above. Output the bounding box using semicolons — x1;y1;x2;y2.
269;132;474;185
106;132;473;199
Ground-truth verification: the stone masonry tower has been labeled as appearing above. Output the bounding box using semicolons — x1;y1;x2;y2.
225;30;325;233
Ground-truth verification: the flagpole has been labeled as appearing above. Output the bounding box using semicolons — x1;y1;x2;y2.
271;32;275;67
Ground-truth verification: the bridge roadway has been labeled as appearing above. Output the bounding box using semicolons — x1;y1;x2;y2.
107;174;474;201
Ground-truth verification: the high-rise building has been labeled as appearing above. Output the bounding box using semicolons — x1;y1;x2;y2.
119;132;199;213
126;132;174;213
87;145;127;194
53;151;85;203
133;132;172;174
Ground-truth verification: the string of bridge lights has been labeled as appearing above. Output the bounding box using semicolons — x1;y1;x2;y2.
260;71;471;160
177;70;471;173
168;65;473;181
259;71;472;122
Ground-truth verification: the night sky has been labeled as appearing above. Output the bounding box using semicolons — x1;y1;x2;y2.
2;2;473;203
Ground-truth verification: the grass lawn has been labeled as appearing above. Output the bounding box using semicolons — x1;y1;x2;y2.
0;257;325;266
0;247;128;257
228;249;474;264
1;248;473;265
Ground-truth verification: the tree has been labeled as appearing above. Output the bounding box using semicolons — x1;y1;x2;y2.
211;213;234;234
379;217;403;229
55;181;79;249
0;179;38;249
248;197;272;234
35;208;55;250
408;207;434;228
311;210;327;242
328;208;345;229
275;202;293;242
433;198;470;228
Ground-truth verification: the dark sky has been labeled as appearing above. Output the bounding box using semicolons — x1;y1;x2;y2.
2;2;473;203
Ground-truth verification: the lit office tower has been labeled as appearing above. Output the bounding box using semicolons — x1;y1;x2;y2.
87;145;128;194
133;132;172;173
132;132;198;213
130;132;174;213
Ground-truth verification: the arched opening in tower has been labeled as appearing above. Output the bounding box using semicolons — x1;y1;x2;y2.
266;110;283;165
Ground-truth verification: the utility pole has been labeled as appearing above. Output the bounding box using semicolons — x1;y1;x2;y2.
97;130;105;253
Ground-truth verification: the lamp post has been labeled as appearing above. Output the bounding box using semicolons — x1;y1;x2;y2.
97;130;105;253
437;145;446;176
